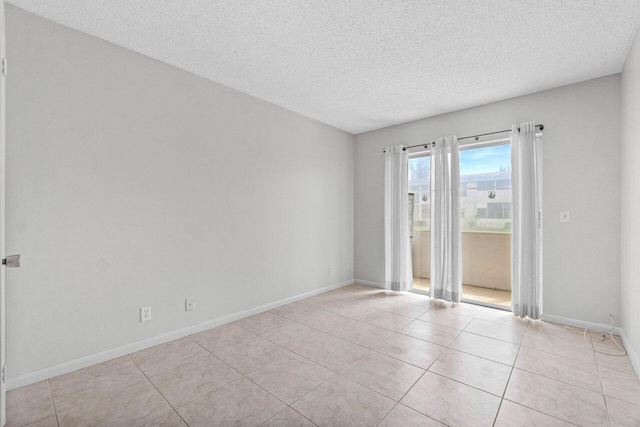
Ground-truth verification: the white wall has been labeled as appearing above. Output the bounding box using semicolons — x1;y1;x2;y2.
5;6;354;378
621;30;640;367
355;75;621;324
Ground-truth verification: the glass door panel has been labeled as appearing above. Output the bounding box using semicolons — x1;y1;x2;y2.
408;155;430;293
459;144;512;308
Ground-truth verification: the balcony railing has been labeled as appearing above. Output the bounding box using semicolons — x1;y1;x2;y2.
411;230;511;295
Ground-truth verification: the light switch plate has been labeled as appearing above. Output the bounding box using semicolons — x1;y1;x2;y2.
560;211;570;223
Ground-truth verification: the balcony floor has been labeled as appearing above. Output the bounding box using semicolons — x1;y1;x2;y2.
412;277;511;308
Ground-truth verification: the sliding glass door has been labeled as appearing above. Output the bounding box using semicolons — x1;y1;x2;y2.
459;142;512;308
408;155;431;293
409;141;512;309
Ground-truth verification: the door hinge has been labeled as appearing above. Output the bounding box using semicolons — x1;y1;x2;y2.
2;365;7;383
2;254;20;267
1;58;6;77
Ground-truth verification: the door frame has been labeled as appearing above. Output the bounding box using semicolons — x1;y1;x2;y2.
1;0;7;424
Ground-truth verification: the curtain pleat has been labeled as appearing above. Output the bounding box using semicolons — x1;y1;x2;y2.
384;145;413;291
511;122;543;319
430;136;462;302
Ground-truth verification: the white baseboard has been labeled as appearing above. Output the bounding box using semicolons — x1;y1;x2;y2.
188;279;352;334
618;328;640;380
540;313;622;335
354;279;386;289
7;279;354;390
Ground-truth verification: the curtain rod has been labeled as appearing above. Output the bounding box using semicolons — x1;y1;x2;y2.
382;124;544;153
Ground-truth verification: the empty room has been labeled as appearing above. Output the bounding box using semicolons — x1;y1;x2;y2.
2;0;640;426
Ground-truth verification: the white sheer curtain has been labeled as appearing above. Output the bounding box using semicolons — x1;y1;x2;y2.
384;145;413;291
430;136;462;302
511;122;543;319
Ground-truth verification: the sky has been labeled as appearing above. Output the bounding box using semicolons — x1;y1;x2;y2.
459;144;511;175
409;143;511;182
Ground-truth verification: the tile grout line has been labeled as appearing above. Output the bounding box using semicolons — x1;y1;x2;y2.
287;371;339;410
374;402;400;427
230;332;330;413
396;312;524;364
127;354;191;427
492;399;505;427
287;337;368;372
28;287;356;423
593;340;614;427
184;336;294;410
495;320;586;427
291;368;416;426
187;327;352;421
383;302;506;424
230;316;366;378
491;318;525;427
374;366;432;427
293;290;444;330
46;379;61;427
516;347;597;366
257;406;319;427
385;315;522;367
14;286;628;426
510;348;609;395
364;337;445;371
498;397;582;427
353;297;523;415
383;357;443;426
38;360;165;420
519;328;602;365
188;320;336;426
0;290;537;425
51;291;492;424
193;296;616;425
501;367;608;425
275;307;413;413
299;292;437;317
400;313;527;345
257;322;329;354
393;305;486;423
410;304;568;426
235;311;366;359
267;295;443;424
174;337;309;426
337;348;426;405
417;307;515;400
509;366;605;395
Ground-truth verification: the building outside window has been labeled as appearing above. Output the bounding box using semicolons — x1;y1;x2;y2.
409;143;512;233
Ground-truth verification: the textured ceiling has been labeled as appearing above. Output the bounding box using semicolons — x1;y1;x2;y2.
8;1;640;134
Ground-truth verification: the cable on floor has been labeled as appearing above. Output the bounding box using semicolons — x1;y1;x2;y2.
563;315;626;357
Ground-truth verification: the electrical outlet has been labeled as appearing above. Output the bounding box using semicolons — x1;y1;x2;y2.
140;306;151;322
185;298;195;312
329;266;334;275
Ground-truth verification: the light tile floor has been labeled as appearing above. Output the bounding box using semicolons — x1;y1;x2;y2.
413;277;512;308
8;284;640;426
